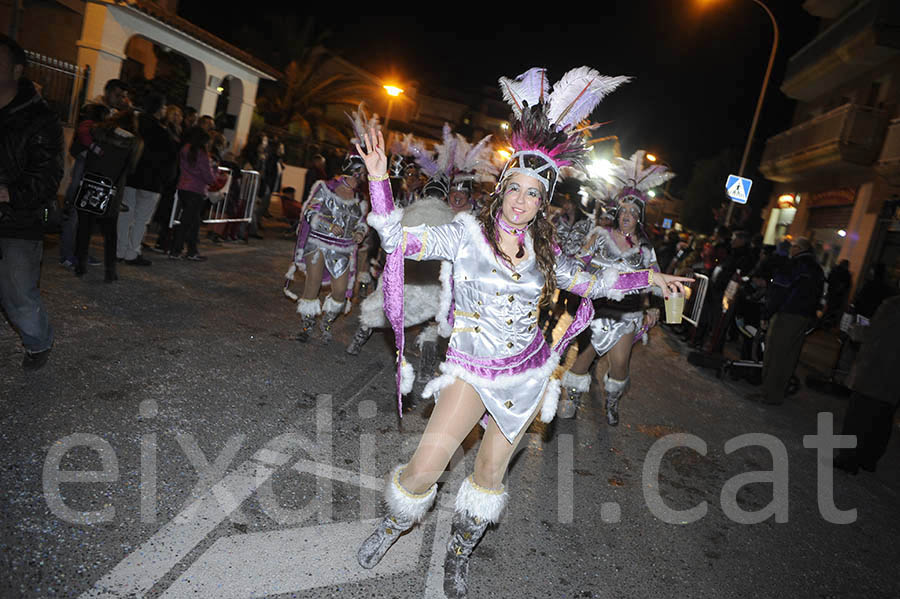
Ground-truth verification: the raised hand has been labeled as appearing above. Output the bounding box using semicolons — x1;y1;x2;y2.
356;127;387;179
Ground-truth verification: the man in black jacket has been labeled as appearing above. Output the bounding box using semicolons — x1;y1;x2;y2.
745;237;824;405
117;93;177;265
0;35;64;370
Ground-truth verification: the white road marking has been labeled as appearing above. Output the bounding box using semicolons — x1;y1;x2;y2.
159;519;426;598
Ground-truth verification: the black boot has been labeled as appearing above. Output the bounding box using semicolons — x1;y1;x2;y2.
296;299;320;343
346;326;373;355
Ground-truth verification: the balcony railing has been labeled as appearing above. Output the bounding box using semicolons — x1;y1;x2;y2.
875;118;900;179
760;104;888;182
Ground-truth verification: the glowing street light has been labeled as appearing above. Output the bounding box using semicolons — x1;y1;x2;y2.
383;84;405;130
646;153;657;162
500;122;509;131
837;229;847;238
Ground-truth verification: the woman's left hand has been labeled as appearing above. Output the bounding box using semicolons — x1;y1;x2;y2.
644;308;660;328
653;272;693;298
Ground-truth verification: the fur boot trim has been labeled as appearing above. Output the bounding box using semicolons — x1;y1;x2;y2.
400;359;415;396
322;295;345;316
455;475;508;524
296;298;321;317
538;377;562;423
604;373;629;393
385;464;436;523
561;370;591;392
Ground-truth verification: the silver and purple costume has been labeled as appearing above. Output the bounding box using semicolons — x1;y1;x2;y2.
295;179;368;280
581;226;660;355
553;214;592;258
367;179;655;441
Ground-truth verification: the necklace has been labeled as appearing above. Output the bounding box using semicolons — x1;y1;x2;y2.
496;213;529;259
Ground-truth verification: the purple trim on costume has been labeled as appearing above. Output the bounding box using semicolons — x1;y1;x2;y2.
403;233;423;257
614;270;650;291
367;178;404;416
445;333;550;380
633;323;649;345
569;279;592;296
368;178;394;215
326;178;341;192
580;254;592;268
553;297;594;354
308;230;356;247
651;263;660;273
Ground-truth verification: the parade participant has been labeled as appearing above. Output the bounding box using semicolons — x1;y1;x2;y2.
283;106;372;342
556;150;674;424
389;133;426;208
354;67;690;598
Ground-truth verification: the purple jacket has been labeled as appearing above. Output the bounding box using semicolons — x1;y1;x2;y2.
177;145;217;195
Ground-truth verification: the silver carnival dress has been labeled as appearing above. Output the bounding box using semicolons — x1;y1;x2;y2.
296;179;368;280
367;180;656;442
581;226;661;355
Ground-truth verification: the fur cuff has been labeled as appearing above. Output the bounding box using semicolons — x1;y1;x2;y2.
455;475;508;524
322;295;345;315
385;464;436;523
601;268;626;302
400;359;415;396
296;298;321;317
539;378;562;423
603;373;629;393
366;207;404;230
561;370;591;392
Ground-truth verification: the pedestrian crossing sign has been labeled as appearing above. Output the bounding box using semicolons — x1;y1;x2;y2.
726;174;752;204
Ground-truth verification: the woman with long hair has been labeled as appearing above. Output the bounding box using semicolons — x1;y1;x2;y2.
169;127;219;261
354;68;690;598
557;150;674;424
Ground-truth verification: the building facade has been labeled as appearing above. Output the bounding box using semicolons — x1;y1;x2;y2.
759;0;900;296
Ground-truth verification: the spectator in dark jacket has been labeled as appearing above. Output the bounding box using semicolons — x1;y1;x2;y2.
745;237;825;405
117;93;177;265
74;110;143;281
822;259;852;327
655;230;681;274
0;35;64;370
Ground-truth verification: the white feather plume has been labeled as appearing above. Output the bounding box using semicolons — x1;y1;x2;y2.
498;67;548;118
547;68;631;129
610;150;675;192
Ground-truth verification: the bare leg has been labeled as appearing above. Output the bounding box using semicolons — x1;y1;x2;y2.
329;270;349;302
400;379;486;494
301;252;324;300
473;405;540;489
569;345;597;376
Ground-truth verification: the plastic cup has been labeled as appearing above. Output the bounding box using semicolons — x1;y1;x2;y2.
664;291;685;324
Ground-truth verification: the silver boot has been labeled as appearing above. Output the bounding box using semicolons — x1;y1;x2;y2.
603;373;629;427
557;371;591;419
357;464;436;569
346;326;373;355
320;296;345;344
296;298;321;343
443;476;507;599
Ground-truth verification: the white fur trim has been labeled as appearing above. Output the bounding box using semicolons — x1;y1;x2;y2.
455;475;508;524
322;295;345;315
358;281;444;330
455;211;536;272
415;323;439;349
385;464;436;523
366;207;404;231
421;349;561;400
358;271;372;284
603;373;629;393
600;267;626;301
296;298;321;317
539;378;562;423
422;373;456;399
283;287;299;301
401;197;454;227
399;359;415;395
436;261;454;337
561;370;591;392
285;263;297;281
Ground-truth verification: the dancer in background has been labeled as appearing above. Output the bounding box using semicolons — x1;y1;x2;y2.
556;150;673;424
355;68;690;598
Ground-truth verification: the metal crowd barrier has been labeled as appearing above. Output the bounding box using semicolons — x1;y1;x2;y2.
682;273;709;327
169;167;260;227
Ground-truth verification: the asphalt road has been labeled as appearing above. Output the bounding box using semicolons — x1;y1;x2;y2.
2;229;898;599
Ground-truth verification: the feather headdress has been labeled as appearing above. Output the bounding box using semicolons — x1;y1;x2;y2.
497;67;630;199
389;133;426;178
415;124;498;197
344;103;381;174
604;150;676;221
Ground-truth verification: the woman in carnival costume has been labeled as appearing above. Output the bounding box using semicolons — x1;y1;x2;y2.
283;106;374;342
556;150;675;424
354;67;690;597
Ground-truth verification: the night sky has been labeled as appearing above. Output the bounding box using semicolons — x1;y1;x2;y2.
179;3;819;190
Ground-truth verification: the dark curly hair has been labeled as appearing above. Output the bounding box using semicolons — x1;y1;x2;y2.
478;177;558;307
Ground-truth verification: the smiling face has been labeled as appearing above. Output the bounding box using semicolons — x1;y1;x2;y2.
500;172;544;227
448;190;470;212
617;201;641;235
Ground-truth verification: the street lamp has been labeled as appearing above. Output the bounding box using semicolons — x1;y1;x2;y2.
383;84;404;130
646;153;657;163
703;0;779;225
